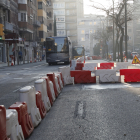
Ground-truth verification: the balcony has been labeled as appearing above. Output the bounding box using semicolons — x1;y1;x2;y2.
18;22;33;33
0;0;10;9
4;21;13;32
33;20;41;27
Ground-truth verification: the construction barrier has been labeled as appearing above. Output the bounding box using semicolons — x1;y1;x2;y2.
55;76;61;94
36;91;46;119
82;63;98;71
70;70;96;84
57;72;64;86
58;66;74;85
70;60;77;70
19;86;41;127
0;105;10;140
55;73;63;90
9;102;34;139
120;69;140;82
49;81;56;101
47;73;59;98
6;109;24;140
114;62;132;71
34;79;52;110
75;62;84;70
97;63;114;69
41;77;54;105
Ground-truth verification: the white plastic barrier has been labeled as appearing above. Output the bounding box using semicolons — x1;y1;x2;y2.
19;86;41;127
58;66;74;85
82;63;98;71
95;69;116;76
70;60;77;70
49;81;56;101
114;62;132;71
95;69;120;83
55;76;61;94
6;109;24;140
34;79;51;111
90;57;93;60
55;73;63;89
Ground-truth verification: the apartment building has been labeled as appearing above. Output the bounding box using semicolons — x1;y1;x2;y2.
53;0;83;46
46;0;53;37
77;15;106;55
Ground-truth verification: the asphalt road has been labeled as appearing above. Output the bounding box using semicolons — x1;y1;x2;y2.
1;60;140;140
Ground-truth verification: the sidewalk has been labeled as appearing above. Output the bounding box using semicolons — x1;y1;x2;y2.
0;60;43;67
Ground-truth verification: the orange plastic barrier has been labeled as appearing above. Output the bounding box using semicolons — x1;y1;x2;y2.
36;91;46;119
9;102;34;139
70;70;96;84
47;73;58;98
75;63;84;70
97;63;114;69
120;69;140;82
0;105;10;140
41;76;53;106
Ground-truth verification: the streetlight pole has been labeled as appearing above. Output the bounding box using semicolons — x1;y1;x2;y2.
125;0;128;61
113;0;115;61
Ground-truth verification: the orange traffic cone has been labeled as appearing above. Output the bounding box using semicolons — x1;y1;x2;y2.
34;58;36;62
125;56;127;62
30;57;32;63
11;58;14;66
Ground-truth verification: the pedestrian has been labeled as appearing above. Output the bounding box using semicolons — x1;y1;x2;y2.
18;51;22;64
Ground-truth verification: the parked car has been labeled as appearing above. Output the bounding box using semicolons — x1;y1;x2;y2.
131;52;138;58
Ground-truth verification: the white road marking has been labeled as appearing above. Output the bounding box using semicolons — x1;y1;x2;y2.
13;78;23;79
13;87;22;92
78;102;84;117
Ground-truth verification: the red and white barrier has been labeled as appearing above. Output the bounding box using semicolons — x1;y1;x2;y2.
58;66;74;85
114;62;132;71
55;76;61;94
0;105;10;140
6;109;24;140
9;102;34;139
82;63;98;71
70;60;77;70
34;79;51;111
19;86;41;127
56;73;63;89
49;81;56;101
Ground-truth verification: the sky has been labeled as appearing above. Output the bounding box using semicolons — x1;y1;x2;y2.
84;0;113;15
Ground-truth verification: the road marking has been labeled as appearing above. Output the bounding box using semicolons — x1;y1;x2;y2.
13;78;23;80
32;77;41;79
13;87;22;93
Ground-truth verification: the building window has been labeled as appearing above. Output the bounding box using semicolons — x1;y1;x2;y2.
94;22;96;25
79;22;84;25
38;2;42;9
89;22;92;25
81;30;85;34
21;13;26;21
39;31;43;38
49;23;52;30
81;37;85;41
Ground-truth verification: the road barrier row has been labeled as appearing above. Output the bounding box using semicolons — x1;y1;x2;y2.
0;72;65;140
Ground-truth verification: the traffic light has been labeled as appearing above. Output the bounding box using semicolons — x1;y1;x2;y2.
0;23;4;39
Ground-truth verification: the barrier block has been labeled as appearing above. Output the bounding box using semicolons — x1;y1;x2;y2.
97;63;114;69
114;62;132;71
58;66;74;85
34;79;51;111
47;73;58;98
70;60;77;70
75;63;84;70
41;77;54;105
9;102;34;139
49;81;56;101
19;86;42;127
71;70;96;84
36;91;46;119
95;69;116;76
6;109;24;140
57;72;64;86
82;63;98;71
120;69;140;82
55;73;63;89
55;76;61;94
0;105;10;140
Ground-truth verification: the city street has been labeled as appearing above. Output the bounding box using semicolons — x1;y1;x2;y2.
1;60;140;139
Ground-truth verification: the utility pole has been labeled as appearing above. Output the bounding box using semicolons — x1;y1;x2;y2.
113;0;115;61
125;0;128;61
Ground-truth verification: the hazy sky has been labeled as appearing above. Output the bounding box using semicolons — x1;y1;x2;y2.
84;0;112;15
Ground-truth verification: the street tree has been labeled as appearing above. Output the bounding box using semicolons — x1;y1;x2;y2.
90;0;140;62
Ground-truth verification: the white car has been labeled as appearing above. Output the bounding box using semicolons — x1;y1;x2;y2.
131;52;138;58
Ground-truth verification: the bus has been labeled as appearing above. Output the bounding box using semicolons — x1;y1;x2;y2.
45;36;72;65
72;46;85;59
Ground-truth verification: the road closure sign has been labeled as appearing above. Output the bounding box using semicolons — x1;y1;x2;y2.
132;55;140;64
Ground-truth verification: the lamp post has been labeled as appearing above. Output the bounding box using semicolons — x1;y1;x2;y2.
125;0;128;62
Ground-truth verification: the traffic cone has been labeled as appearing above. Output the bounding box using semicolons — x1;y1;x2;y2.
11;58;14;66
30;57;32;63
125;56;127;62
34;58;36;62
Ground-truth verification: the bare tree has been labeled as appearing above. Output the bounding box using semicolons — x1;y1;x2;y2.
90;0;140;62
